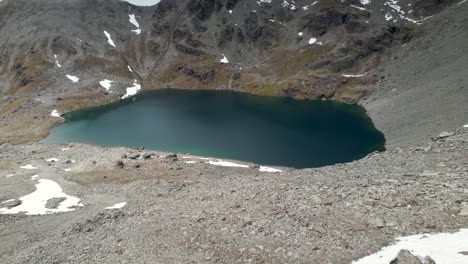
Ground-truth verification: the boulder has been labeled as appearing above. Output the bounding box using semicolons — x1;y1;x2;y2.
423;256;436;264
390;249;423;264
165;154;178;161
142;153;153;160
128;154;140;160
438;131;453;139
116;160;124;168
45;197;66;209
2;199;21;208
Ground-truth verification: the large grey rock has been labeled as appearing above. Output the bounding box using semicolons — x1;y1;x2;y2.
438;132;453;139
1;199;21;208
390;249;423;264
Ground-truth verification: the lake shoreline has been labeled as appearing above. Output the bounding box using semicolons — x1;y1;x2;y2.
45;89;385;169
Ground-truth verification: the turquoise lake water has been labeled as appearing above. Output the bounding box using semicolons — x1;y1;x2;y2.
45;89;385;168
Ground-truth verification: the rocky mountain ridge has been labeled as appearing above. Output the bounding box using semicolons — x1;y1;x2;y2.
0;0;455;102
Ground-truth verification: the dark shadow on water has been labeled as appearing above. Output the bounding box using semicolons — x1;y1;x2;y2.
45;89;386;168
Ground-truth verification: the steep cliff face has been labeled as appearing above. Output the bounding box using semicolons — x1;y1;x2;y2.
0;0;460;143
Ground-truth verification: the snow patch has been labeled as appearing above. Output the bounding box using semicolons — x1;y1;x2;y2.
207;160;249;168
281;0;296;10
353;228;468;264
104;31;116;47
302;1;318;10
350;5;367;11
51;109;62;118
121;0;161;6
128;65;133;72
66;75;79;83
99;79;113;91
1;199;15;204
220;54;229;64
46;158;60;162
383;0;419;24
308;38;317;45
54;54;62;68
259;166;282;173
31;175;38;180
256;0;272;5
385;13;393;21
121;80;141;99
105;202;127;209
20;164;37;170
129;14;141;34
185;161;197;164
342;73;366;77
463;124;468;128
0;179;83;215
298;32;303;36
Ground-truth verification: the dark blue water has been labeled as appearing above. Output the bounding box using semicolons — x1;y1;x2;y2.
44;89;385;168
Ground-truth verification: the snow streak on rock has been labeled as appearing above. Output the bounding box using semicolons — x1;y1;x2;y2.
66;75;79;83
54;54;62;68
121;0;161;6
105;202;127;209
342;73;366;78
129;14;141;34
104;31;116;47
220;54;229;63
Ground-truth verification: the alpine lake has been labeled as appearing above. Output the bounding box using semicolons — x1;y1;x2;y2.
45;89;385;168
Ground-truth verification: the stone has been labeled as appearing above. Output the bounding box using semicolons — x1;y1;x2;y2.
390;249;423;264
369;218;385;228
423;256;436;264
420;171;438;177
438;131;453;139
142;153;153;159
166;154;178;161
45;197;66;209
2;199;21;208
116;160;124;168
459;205;468;216
128;154;140;160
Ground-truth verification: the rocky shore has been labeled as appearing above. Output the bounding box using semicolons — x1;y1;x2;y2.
0;121;467;263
